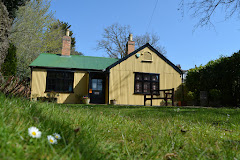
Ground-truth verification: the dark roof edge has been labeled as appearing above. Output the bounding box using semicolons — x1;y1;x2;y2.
30;66;106;72
106;44;148;70
106;43;183;74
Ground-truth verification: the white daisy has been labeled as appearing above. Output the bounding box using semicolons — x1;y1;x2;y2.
177;108;180;112
53;133;61;140
28;127;41;138
47;135;57;144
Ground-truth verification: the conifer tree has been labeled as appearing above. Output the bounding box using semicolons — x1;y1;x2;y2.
1;43;17;76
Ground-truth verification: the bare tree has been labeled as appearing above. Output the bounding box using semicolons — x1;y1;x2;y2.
180;0;240;28
97;23;166;59
97;23;130;58
135;32;166;55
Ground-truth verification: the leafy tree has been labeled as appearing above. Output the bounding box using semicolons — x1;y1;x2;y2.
42;21;65;54
2;0;81;77
1;43;17;76
180;0;240;28
0;1;11;72
9;0;54;77
56;20;76;48
0;0;27;74
42;20;78;54
2;0;28;19
71;49;83;55
97;23;165;58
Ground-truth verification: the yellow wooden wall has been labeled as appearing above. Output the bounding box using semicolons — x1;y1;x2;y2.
31;68;89;104
109;47;182;106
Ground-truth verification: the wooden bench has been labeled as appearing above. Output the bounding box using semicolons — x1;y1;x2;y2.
144;88;174;106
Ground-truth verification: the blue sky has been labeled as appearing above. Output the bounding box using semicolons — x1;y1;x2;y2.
50;0;240;70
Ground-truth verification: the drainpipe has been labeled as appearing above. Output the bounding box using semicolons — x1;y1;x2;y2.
181;72;184;104
88;71;90;100
105;69;110;105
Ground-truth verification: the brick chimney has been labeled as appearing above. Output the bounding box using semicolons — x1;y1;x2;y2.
126;34;135;54
61;29;71;56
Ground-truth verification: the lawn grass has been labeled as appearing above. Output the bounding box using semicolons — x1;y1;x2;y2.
0;93;240;159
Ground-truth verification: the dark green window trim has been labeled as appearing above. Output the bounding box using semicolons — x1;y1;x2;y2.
46;71;74;93
134;72;159;95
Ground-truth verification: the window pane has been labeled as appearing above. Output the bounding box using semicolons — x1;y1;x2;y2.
152;83;156;91
48;85;54;91
97;79;102;91
68;81;73;92
65;72;69;78
151;75;158;81
135;82;142;93
55;72;61;78
143;82;150;93
48;72;55;78
135;74;142;80
152;82;159;94
143;74;150;81
92;79;97;90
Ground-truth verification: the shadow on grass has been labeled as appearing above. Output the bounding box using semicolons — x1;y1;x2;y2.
21;102;107;160
20;100;240;158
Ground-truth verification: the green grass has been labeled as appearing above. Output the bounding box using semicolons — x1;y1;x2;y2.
1;93;240;159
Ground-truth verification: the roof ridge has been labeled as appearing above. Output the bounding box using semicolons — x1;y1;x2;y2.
29;52;119;70
39;53;118;60
77;55;119;59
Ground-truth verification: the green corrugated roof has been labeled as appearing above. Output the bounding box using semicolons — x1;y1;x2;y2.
29;53;119;70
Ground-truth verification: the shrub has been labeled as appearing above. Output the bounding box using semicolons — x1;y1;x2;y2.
1;43;17;76
185;51;240;107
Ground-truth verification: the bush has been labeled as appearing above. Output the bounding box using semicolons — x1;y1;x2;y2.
186;91;195;102
175;84;196;105
185;51;240;107
1;43;17;76
209;89;221;101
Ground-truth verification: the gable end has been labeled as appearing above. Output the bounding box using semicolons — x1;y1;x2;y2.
106;43;182;74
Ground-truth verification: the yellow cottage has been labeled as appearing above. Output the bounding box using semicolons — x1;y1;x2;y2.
30;33;183;105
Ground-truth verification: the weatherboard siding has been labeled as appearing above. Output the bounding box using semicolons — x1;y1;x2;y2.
31;68;88;104
31;68;47;98
109;47;182;106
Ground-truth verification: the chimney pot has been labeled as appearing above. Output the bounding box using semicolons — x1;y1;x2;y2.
66;29;70;36
129;34;133;41
126;34;135;55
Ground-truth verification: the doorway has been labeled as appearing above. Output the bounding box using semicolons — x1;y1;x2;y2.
89;72;106;104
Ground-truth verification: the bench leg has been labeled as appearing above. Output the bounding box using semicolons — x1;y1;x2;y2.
172;88;174;106
151;94;153;106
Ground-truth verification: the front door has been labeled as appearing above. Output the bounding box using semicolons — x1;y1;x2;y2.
89;73;105;104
